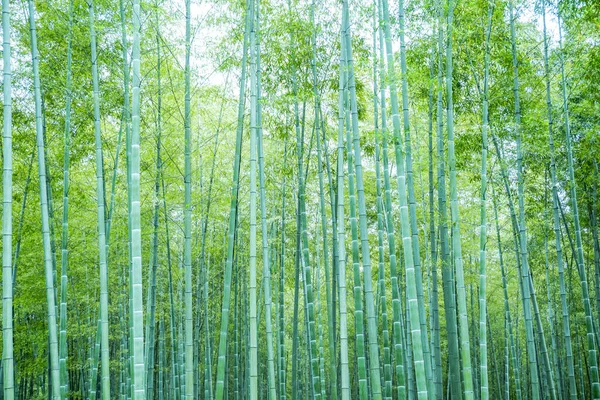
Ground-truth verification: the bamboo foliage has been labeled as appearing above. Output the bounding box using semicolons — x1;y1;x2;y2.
4;1;600;399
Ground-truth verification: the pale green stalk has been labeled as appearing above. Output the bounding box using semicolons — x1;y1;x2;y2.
183;0;194;397
336;16;351;399
479;4;493;399
214;0;251;395
343;2;383;397
89;3;110;397
446;0;475;395
377;1;407;395
28;1;61;397
130;0;146;395
2;0;14;397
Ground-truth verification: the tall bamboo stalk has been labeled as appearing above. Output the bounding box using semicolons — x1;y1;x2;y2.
379;0;427;395
2;0;14;397
558;7;600;396
491;181;522;400
145;4;163;396
183;0;194;397
214;1;251;396
436;0;461;395
279;139;288;400
377;1;407;397
256;18;277;397
89;2;111;397
397;0;434;393
310;2;337;396
292;4;321;397
446;0;475;395
508;2;540;397
343;1;383;397
479;4;493;399
336;13;351;399
27;1;61;397
372;13;392;399
130;0;146;396
58;1;74;398
248;0;259;395
426;30;443;400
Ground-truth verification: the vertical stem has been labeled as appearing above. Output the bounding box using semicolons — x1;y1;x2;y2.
342;1;383;398
214;0;251;394
89;2;111;397
479;4;493;400
27;1;61;397
508;2;540;397
446;0;475;395
2;0;14;397
130;0;146;396
183;0;194;397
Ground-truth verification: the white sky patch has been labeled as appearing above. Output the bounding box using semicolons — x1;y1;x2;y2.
520;3;560;46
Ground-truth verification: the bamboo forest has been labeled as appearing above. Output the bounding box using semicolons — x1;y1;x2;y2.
1;0;600;397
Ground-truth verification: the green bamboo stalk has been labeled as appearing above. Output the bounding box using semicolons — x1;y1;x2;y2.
248;0;259;395
160;162;178;400
310;3;337;396
542;1;570;398
342;3;383;398
203;257;213;400
376;2;407;396
491;182;523;400
558;8;600;396
372;14;392;399
397;0;434;393
380;0;428;395
89;317;101;399
158;318;165;400
434;0;461;395
2;0;14;397
291;193;301;400
130;0;145;395
490;140;528;400
542;183;563;398
253;2;277;394
58;1;74;397
318;110;338;359
27;1;61;397
315;236;326;399
290;3;320;397
446;0;475;395
495;132;554;400
89;2;111;397
375;134;392;400
479;4;493;399
214;0;251;395
145;4;163;396
279;139;288;400
234;252;241;400
590;161;600;332
426;29;443;400
183;0;194;397
12;148;34;287
508;2;540;397
342;3;381;398
344;62;368;400
335;15;351;399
